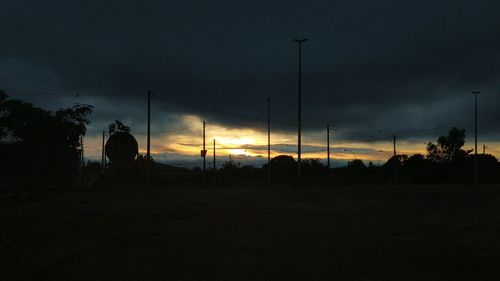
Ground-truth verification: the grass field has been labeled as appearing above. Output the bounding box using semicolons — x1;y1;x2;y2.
1;185;500;281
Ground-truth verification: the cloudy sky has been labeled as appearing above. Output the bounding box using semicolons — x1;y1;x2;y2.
2;0;500;167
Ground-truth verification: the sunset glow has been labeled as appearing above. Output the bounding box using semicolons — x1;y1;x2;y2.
81;113;500;167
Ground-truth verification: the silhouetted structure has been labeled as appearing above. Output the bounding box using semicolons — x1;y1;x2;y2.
105;120;138;164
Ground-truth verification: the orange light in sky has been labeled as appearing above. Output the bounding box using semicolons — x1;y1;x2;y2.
83;114;500;165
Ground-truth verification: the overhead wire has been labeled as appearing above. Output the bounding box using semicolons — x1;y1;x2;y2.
4;89;500;160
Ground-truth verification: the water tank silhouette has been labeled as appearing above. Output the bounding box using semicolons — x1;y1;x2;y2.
105;132;138;163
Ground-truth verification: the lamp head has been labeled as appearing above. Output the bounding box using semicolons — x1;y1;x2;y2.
293;38;308;43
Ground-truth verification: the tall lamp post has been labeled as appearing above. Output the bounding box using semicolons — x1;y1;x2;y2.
327;124;331;169
267;97;271;187
294;38;308;179
472;90;480;185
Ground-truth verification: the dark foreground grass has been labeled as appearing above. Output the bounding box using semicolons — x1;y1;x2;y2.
1;185;500;281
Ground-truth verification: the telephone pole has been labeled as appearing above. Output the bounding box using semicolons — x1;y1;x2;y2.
213;139;216;170
472;91;480;185
147;90;151;160
101;131;105;172
327;124;331;169
393;134;397;185
80;135;84;184
203;121;206;172
213;139;217;188
393;134;396;157
483;144;486;154
103;132;107;168
294;38;308;179
81;135;84;167
267;98;271;187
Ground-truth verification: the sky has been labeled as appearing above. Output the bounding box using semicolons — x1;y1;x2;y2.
1;0;500;168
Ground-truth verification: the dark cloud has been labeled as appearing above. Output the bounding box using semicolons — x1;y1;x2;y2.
2;0;500;145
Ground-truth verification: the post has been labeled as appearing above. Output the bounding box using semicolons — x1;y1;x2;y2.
267;98;271;187
294;38;308;180
472;91;480;185
393;134;397;185
327;125;330;169
80;135;84;184
212;139;217;188
81;135;84;167
297;40;302;179
203;121;206;172
101;131;105;172
393;134;396;157
147;90;151;160
104;137;107;168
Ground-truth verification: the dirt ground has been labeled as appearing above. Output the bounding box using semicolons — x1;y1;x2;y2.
1;185;500;281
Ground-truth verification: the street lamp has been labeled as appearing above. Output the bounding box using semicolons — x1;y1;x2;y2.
294;38;308;179
472;90;480;185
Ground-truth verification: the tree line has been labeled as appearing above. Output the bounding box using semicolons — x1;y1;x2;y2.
216;128;499;185
2;91;499;187
0;91;93;185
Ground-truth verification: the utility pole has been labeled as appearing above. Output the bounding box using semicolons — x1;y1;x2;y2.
294;38;308;179
393;134;397;185
267;98;271;187
146;90;152;184
213;139;216;170
104;145;107;168
203;121;206;172
472;91;480;185
80;135;84;184
101;131;105;172
81;135;84;167
147;90;151;160
483;145;486;154
213;139;217;188
327;124;331;169
393;134;396;157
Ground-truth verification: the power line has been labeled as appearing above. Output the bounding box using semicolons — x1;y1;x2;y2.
332;115;500;139
10;89;497;137
159;125;202;134
5;90;146;97
5;89;500;150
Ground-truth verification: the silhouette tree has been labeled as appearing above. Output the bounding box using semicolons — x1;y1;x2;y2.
222;159;240;170
265;155;296;177
404;153;427;166
1;92;92;148
383;155;407;168
109;120;130;134
426;127;471;163
302;158;327;176
347;159;367;169
471;153;499;182
426;142;442;162
475;153;498;166
0;91;7;139
0;91;93;180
